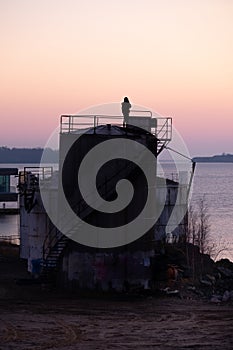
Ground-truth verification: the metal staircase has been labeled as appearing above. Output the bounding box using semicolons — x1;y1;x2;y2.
19;167;53;213
155;118;172;156
40;228;69;283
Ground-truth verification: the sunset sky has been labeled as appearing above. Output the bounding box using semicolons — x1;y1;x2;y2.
1;0;233;156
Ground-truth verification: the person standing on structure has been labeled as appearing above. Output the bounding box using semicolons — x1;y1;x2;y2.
121;97;131;126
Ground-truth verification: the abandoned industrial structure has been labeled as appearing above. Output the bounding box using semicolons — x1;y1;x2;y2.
18;110;191;291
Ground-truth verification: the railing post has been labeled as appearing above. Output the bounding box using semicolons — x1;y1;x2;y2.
60;115;63;133
68;116;71;133
94;115;96;133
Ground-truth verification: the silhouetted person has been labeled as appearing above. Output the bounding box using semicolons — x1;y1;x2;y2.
121;97;131;126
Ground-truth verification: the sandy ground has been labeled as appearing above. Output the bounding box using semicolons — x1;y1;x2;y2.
1;296;233;350
0;256;233;349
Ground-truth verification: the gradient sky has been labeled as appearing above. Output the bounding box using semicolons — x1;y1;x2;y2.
1;0;233;156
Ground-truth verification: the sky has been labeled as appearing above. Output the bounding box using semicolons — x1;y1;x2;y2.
1;0;233;156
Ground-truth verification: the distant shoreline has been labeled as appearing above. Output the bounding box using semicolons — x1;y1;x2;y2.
0;147;58;164
0;147;232;163
192;154;233;163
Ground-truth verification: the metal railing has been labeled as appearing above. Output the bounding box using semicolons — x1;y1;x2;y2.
60;115;122;133
23;167;53;180
42;225;62;261
157;172;179;182
18;167;53;189
154;118;172;141
60;114;172;142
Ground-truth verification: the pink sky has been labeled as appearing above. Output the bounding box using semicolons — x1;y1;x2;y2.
1;0;233;156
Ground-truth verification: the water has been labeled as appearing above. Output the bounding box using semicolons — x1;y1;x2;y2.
0;163;232;260
191;163;233;261
0;214;19;236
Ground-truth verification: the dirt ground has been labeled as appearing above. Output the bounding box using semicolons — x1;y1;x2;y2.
1;295;233;350
0;256;233;349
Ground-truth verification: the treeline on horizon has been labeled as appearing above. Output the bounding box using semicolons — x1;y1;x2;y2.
192;153;233;163
0;147;59;163
0;147;233;164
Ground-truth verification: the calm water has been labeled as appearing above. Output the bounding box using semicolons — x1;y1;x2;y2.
0;163;233;260
191;163;233;261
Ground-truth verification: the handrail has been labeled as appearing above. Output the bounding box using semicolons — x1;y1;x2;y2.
60;114;172;141
18;167;53;195
130;110;153;117
43;225;62;261
20;167;53;185
23;167;53;179
155;118;172;140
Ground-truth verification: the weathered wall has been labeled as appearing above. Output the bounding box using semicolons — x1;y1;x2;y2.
19;189;49;273
60;247;154;291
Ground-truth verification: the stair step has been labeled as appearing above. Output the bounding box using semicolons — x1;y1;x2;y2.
40;231;71;282
46;258;59;262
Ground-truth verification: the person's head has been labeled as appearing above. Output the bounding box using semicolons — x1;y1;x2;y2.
123;97;129;103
